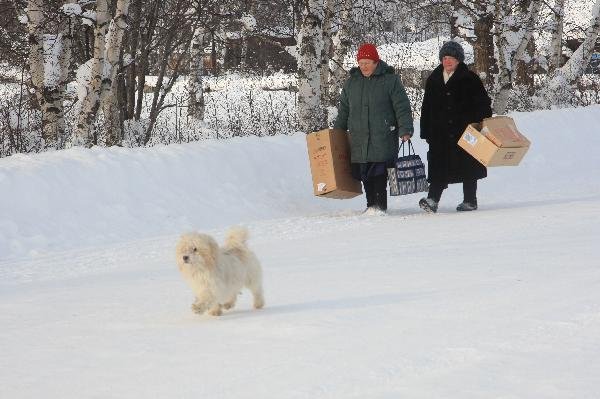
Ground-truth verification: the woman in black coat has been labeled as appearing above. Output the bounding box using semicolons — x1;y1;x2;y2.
419;41;492;213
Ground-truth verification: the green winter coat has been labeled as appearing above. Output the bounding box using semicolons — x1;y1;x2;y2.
334;60;414;163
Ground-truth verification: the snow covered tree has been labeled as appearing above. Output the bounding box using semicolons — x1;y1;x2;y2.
71;0;130;147
327;0;352;108
450;0;498;90
493;0;542;114
101;0;130;146
548;0;566;73
188;26;209;120
239;3;258;71
552;0;600;84
26;0;76;148
297;0;326;133
72;0;109;147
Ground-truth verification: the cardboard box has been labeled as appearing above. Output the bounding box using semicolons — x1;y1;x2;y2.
480;116;531;148
458;117;530;167
306;128;362;199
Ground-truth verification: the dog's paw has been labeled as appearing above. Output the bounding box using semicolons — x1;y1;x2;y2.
207;306;223;316
223;299;237;310
253;294;265;309
191;302;207;314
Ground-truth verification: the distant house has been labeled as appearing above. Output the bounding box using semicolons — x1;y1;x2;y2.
201;33;297;74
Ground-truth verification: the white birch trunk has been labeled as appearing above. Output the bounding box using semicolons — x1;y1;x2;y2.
26;0;45;107
328;0;352;108
554;0;600;84
240;5;256;71
319;0;333;113
297;0;325;133
72;0;109;147
493;0;541;114
188;27;207;120
100;0;130;146
26;0;71;148
548;0;566;73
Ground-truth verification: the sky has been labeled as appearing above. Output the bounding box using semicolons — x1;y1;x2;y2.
1;105;600;398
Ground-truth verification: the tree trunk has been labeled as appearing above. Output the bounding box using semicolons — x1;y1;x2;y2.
449;0;461;39
472;13;496;90
515;40;535;91
328;0;352;108
297;0;325;133
102;78;123;146
240;2;257;71
493;0;541;114
548;0;566;73
188;27;207;120
73;0;109;147
319;0;333;113
100;0;131;146
27;0;72;148
554;0;600;84
125;0;143;120
134;0;159;121
324;0;353;107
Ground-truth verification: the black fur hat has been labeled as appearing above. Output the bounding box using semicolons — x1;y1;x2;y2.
439;41;465;63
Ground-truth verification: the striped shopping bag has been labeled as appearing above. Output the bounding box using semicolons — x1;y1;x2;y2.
387;140;428;196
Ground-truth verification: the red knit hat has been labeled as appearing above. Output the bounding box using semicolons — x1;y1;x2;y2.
356;43;380;62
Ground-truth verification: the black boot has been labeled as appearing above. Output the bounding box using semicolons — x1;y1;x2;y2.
457;180;478;211
419;197;439;213
420;181;444;213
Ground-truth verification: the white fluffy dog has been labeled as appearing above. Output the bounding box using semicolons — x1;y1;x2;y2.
175;226;265;316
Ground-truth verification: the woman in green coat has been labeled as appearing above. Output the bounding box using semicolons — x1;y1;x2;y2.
334;43;414;213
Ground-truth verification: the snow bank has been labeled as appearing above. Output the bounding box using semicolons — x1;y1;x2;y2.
1;105;599;261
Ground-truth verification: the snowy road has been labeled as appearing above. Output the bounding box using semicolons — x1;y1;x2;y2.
2;198;600;398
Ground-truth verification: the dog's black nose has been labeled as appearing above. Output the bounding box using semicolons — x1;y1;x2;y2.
182;255;189;263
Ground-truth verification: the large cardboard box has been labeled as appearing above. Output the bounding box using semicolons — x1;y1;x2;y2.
458;116;530;167
306;128;362;199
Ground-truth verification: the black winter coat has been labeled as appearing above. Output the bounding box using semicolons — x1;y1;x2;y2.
420;62;492;184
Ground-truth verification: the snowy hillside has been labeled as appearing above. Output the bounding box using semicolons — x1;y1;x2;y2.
1;106;600;398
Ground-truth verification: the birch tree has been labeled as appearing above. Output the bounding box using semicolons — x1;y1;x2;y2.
328;0;352;107
552;0;600;84
188;26;209;120
26;0;75;148
123;0;143;121
548;0;566;72
319;0;334;113
451;0;497;90
72;0;130;147
239;3;257;71
100;0;130;146
493;0;542;114
72;0;109;146
297;0;325;133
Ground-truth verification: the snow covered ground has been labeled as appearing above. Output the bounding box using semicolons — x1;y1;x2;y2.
1;106;600;398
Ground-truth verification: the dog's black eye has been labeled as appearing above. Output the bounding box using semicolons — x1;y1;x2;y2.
193;247;197;252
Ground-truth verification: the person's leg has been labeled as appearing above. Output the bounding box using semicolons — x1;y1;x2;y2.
462;179;477;203
364;179;375;208
457;179;478;211
428;181;445;203
373;173;388;211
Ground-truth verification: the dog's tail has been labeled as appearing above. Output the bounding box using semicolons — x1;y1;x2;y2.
224;226;249;250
